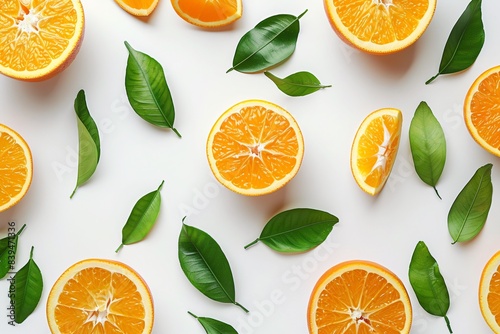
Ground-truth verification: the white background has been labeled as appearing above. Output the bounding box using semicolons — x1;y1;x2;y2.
1;0;499;333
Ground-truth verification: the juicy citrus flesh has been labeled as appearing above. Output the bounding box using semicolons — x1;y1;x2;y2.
114;0;159;16
171;0;242;28
206;100;304;196
324;0;436;54
0;124;33;213
308;260;412;334
47;259;154;334
479;250;500;333
0;0;84;81
464;65;500;157
351;108;402;195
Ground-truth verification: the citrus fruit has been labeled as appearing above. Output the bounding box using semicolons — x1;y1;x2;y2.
479;250;500;332
171;0;242;28
206;99;304;196
0;0;85;81
464;65;500;157
0;124;33;213
350;108;402;195
114;0;159;16
324;0;437;54
307;260;412;334
47;259;154;334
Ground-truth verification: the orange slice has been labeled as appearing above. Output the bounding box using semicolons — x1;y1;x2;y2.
307;260;412;334
324;0;437;54
0;124;33;213
479;250;500;333
351;108;402;195
0;0;85;81
114;0;159;16
171;0;242;28
206;99;304;196
464;65;500;157
47;259;154;334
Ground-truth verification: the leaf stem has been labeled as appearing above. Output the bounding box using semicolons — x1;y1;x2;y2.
172;127;182;138
187;311;198;319
235;302;249;313
16;224;27;236
434;186;442;200
115;244;124;253
425;73;439;85
444;315;453;333
158;180;165;191
70;187;77;199
297;8;308;20
244;239;260;249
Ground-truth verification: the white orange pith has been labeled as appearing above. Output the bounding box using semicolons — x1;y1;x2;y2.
479;250;500;333
114;0;159;17
206;99;304;196
171;0;242;28
0;0;85;81
47;259;154;334
324;0;437;54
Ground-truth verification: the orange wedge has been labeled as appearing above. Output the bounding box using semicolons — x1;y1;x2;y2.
479;250;500;333
324;0;436;54
464;65;500;157
308;260;412;334
171;0;242;28
0;124;33;213
47;259;154;334
351;108;402;195
0;0;85;81
206;99;304;196
114;0;159;16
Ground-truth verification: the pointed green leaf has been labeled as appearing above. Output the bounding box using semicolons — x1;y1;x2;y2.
116;180;164;253
178;220;247;312
12;246;43;324
245;208;338;252
409;241;453;333
426;0;484;84
125;41;181;137
71;89;100;198
264;71;331;97
448;163;493;244
188;311;238;334
0;224;26;279
409;101;446;198
227;10;307;73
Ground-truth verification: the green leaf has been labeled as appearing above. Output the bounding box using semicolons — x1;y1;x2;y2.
448;163;493;244
244;208;338;252
116;180;164;253
227;10;308;73
264;71;331;97
178;220;248;312
124;41;181;137
409;241;453;333
188;311;238;334
0;224;26;279
12;246;43;324
71;89;100;198
409;101;446;199
426;0;484;84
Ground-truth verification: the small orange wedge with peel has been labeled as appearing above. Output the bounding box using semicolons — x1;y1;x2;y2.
114;0;159;17
171;0;242;28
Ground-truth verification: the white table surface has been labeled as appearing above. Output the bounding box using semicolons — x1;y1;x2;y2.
1;0;499;333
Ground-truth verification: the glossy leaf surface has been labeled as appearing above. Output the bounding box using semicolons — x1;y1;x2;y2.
0;224;26;279
189;311;238;334
264;71;331;96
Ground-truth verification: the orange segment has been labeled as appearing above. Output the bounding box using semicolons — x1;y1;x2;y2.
171;0;242;28
206;99;304;196
464;65;500;157
0;0;85;81
308;260;412;334
479;250;500;333
47;259;154;334
114;0;159;16
324;0;436;54
0;124;33;213
351;108;402;195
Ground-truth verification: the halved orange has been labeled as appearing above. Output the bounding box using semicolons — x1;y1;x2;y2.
351;108;402;195
308;260;412;334
0;124;33;213
464;65;500;157
206;99;304;196
171;0;242;28
47;259;154;334
0;0;85;81
324;0;437;54
114;0;159;16
479;250;500;333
